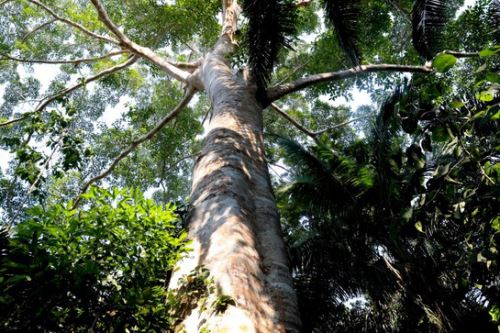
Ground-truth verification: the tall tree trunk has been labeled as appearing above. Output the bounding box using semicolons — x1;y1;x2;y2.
169;34;301;332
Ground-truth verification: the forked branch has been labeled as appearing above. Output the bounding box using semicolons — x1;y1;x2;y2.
27;0;118;44
266;64;432;102
0;56;138;128
89;0;194;84
270;103;317;139
72;86;196;208
270;103;367;141
21;19;58;42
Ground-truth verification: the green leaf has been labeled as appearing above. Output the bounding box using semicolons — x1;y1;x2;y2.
492;217;500;233
432;125;449;142
422;134;432;152
489;305;500;323
492;110;500;121
477;252;488;263
485;72;500;84
450;100;464;109
403;208;413;222
432;54;457;73
414;221;424;233
479;46;500;57
476;91;494;102
6;275;32;284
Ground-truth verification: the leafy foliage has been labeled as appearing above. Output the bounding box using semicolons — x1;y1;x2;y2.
277;62;500;331
0;187;189;332
0;0;499;331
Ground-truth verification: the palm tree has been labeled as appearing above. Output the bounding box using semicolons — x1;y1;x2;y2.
276;81;499;332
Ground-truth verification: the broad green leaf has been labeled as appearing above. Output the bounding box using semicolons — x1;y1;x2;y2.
432;54;457;73
450;100;464;109
479;46;500;57
492;217;500;233
476;91;494;102
489;305;500;323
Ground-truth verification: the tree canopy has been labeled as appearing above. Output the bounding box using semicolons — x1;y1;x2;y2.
0;0;499;332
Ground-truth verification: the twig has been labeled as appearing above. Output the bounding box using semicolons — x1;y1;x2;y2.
21;19;58;42
459;141;495;184
0;56;138;128
270;103;368;141
89;0;193;84
270;103;317;140
313;116;369;136
28;132;66;194
386;0;411;24
27;0;118;45
162;153;197;176
266;64;433;103
0;117;24;127
72;86;196;209
443;50;480;58
0;50;127;65
272;59;310;87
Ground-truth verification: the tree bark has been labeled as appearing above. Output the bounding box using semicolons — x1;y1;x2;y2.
169;35;301;333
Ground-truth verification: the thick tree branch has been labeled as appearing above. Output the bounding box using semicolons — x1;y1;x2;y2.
266;64;432;103
270;103;367;141
221;0;241;42
27;0;118;45
89;0;194;85
169;59;203;73
89;0;128;41
72;87;196;208
0;50;127;64
0;56;138;128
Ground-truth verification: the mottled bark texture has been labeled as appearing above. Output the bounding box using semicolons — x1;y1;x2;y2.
169;33;300;333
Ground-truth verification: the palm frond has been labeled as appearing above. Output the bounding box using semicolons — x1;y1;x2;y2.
277;136;331;175
276;136;356;218
490;0;500;41
411;0;448;60
323;0;363;66
242;0;297;97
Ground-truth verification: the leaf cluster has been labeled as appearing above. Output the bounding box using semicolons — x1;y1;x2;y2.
0;187;189;332
276;56;500;332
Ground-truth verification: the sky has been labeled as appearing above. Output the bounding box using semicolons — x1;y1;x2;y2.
0;0;479;176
